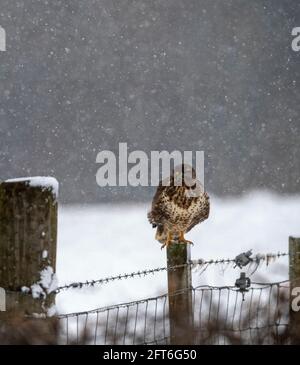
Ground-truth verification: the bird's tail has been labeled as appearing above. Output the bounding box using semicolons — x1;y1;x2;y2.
155;225;167;244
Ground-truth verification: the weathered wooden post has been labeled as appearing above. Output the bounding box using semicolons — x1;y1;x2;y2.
289;236;300;344
0;177;58;316
167;243;193;345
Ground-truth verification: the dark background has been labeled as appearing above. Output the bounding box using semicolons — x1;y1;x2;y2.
0;0;299;203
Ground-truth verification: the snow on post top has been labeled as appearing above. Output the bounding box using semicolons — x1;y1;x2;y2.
5;176;59;198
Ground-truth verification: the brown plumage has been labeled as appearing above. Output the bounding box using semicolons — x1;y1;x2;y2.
148;164;210;248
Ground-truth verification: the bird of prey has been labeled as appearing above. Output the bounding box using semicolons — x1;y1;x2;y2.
148;164;210;249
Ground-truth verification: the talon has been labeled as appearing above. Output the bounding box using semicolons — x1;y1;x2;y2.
179;231;193;245
179;239;194;245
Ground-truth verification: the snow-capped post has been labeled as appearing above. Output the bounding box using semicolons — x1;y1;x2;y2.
167;243;193;345
289;236;300;344
0;177;58;316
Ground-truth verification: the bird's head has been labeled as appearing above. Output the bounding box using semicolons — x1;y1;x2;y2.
173;164;195;186
173;164;203;197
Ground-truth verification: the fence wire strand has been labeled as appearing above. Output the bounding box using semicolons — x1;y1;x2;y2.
55;251;288;293
58;280;290;345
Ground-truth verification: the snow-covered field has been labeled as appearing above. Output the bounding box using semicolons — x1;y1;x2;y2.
56;191;300;315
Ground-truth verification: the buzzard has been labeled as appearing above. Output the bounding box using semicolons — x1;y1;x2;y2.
148;164;210;249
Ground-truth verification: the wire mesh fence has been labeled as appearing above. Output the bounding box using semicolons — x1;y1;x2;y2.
0;248;290;345
58;281;290;345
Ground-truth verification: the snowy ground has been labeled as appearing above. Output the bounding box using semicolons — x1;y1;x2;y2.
56;191;300;315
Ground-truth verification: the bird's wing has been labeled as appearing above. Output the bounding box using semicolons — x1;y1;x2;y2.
147;184;168;226
186;192;210;233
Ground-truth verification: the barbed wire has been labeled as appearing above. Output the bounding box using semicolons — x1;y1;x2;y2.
55;251;288;293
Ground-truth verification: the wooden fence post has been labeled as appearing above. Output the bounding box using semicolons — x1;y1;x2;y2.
289;236;300;344
0;177;58;316
167;243;193;345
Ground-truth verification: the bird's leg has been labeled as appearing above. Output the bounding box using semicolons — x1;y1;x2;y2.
161;231;173;250
179;231;193;245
